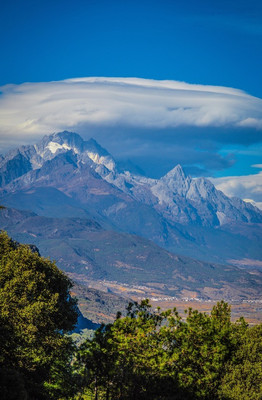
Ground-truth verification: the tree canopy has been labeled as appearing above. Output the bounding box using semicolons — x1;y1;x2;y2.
0;231;79;399
76;300;261;400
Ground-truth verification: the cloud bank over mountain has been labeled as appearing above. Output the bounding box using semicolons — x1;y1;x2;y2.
0;77;262;182
1;77;262;138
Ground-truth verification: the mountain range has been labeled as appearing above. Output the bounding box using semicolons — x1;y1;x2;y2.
0;131;262;300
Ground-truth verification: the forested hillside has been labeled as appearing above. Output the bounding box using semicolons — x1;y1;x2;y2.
0;231;261;400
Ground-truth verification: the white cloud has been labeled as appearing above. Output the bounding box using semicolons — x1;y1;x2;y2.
210;171;262;210
237;117;262;129
0;77;262;142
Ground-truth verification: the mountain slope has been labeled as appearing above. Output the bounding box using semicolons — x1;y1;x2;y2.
1;206;261;300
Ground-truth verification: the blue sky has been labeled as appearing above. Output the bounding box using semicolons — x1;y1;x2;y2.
1;0;262;96
0;0;262;205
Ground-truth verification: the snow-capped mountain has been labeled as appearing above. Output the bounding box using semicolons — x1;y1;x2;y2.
1;131;261;227
0;131;261;265
0;131;116;172
86;145;262;227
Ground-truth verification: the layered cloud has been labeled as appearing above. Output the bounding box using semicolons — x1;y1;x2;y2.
1;77;262;139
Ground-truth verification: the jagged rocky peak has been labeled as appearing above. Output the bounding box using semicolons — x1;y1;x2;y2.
159;165;219;202
163;164;186;180
160;164;191;196
0;131;118;183
36;131;84;156
33;131;116;172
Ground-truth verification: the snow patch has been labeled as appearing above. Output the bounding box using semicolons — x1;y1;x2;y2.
46;142;71;154
87;152;115;171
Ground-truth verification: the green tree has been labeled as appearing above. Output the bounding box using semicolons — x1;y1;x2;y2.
77;300;188;400
0;231;79;399
220;323;262;400
166;301;246;400
76;300;251;400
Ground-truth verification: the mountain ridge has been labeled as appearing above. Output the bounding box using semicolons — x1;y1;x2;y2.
0;131;261;266
1;130;261;224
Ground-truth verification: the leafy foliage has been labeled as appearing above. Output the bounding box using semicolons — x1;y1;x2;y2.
0;231;79;399
75;300;261;400
220;324;262;399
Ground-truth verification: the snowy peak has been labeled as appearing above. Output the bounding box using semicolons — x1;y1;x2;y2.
160;165;218;203
160;164;191;196
49;131;84;151
163;164;186;180
147;165;262;226
35;131;84;157
0;131;117;188
34;131;116;172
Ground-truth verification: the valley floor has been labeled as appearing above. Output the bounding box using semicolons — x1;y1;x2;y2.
70;276;262;326
141;298;262;325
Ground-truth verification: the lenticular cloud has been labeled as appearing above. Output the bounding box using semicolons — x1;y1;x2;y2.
0;77;262;139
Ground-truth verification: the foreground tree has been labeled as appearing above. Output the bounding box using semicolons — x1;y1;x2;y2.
77;300;188;400
167;302;247;399
0;231;79;399
76;300;257;400
220;323;262;400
